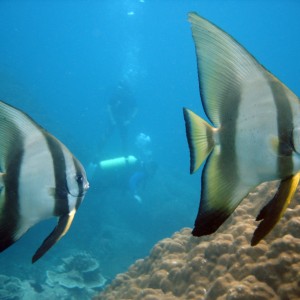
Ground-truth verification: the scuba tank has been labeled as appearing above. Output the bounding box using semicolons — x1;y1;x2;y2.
99;155;137;170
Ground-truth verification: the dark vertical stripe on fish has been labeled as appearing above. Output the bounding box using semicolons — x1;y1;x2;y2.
0;129;24;251
72;157;84;210
217;80;241;200
269;78;294;178
199;78;241;216
195;81;241;233
43;133;69;216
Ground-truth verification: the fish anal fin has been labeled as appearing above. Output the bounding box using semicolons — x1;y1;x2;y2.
0;189;21;252
192;148;253;237
251;174;300;246
183;108;215;174
192;208;232;236
0;235;15;253
32;209;76;263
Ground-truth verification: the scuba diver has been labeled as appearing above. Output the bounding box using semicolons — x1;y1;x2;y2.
89;132;157;203
99;81;138;156
88;81;137;180
128;133;157;203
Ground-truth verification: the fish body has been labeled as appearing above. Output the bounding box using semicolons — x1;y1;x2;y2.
184;12;300;244
0;100;89;262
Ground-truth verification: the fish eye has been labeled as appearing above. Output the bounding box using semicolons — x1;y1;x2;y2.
75;174;84;184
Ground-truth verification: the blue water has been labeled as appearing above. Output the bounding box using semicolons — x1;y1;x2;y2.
0;0;299;298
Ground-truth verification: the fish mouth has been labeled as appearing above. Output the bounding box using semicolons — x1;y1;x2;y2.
84;182;90;191
68;182;89;198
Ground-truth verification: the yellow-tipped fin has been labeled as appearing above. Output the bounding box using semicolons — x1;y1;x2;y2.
32;209;76;263
183;108;215;173
251;173;300;246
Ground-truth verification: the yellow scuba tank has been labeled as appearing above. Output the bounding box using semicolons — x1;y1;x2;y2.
99;155;137;170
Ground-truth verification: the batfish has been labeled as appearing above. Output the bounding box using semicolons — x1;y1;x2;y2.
183;12;300;245
0;100;89;262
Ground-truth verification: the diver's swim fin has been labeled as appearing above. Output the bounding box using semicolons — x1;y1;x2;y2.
251;173;300;246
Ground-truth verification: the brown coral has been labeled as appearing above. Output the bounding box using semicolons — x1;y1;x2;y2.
95;181;300;299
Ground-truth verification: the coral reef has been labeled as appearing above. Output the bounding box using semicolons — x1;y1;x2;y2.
0;252;106;300
0;274;34;299
95;181;300;299
0;273;69;300
47;251;106;298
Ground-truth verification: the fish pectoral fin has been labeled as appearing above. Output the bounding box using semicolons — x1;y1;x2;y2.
269;136;280;155
251;174;300;246
32;209;76;263
192;148;253;236
183;108;215;174
48;187;56;197
268;135;293;157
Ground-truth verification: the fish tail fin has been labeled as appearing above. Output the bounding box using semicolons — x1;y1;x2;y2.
251;173;300;246
183;108;215;173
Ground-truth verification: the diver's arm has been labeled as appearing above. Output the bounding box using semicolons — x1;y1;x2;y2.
107;104;116;125
124;107;138;126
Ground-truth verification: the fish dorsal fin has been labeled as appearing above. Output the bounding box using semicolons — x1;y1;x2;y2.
0;101;43;170
188;13;265;127
32;210;76;263
192;148;256;236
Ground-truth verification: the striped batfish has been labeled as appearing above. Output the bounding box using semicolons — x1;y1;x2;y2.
183;12;300;245
0;100;89;263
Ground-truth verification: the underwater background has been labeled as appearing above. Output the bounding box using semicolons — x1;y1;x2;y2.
0;0;299;299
